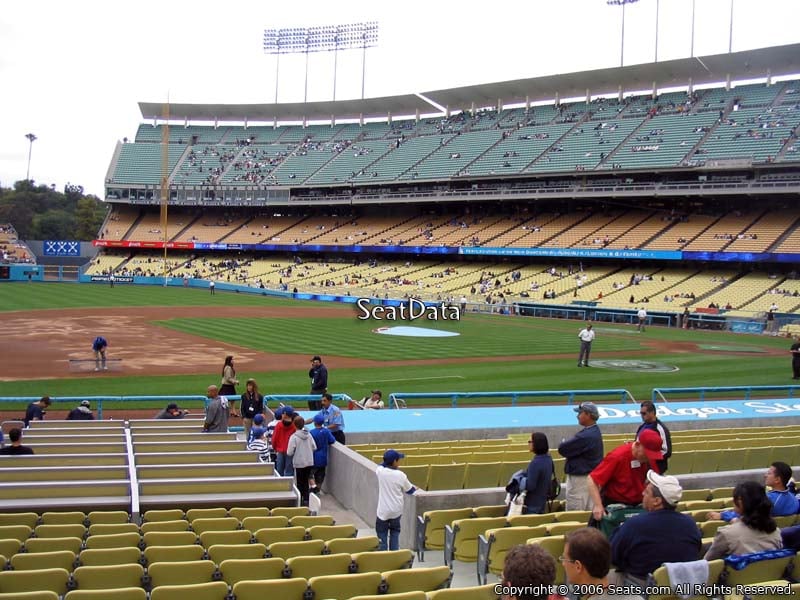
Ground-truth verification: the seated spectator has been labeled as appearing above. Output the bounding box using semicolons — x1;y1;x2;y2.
609;471;700;591
705;481;782;560
708;462;799;521
564;527;644;600
500;543;567;600
154;402;187;419
66;400;94;421
0;428;34;455
358;390;385;410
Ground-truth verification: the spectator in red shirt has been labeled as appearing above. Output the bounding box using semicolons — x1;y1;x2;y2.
271;406;297;477
586;429;663;521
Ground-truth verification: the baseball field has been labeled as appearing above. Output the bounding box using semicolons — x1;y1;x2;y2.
0;282;792;411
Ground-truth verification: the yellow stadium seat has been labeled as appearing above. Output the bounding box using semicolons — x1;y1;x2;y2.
149;581;229;600
218;557;285;586
232;578;308;600
71;564;145;590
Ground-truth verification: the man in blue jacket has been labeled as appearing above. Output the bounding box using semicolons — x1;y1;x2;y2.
309;413;336;494
558;402;604;510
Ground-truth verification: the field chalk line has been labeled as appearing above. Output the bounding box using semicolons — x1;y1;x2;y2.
353;375;465;384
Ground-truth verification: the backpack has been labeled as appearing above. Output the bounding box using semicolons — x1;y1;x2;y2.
547;464;561;511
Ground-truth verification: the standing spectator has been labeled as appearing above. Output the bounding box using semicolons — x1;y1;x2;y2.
705;481;782;559
287;415;317;506
203;385;229;433
247;414;271;463
609;471;700;590
587;429;664;521
92;336;108;371
499;544;567;600
791;336;800;380
636;401;672;473
209;280;215;295
375;449;418;551
219;356;239;416
681;307;691;329
563;528;644;600
240;378;265;442
310;414;336;494
66;400;94;421
577;323;595;367
272;406;297;477
24;396;51;427
155;402;187;419
525;432;554;515
109;273;115;288
308;355;328;411
559;402;604;510
636;307;647;332
0;428;34;455
314;392;345;445
766;308;777;335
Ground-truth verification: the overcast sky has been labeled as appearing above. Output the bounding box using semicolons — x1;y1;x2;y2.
2;0;799;197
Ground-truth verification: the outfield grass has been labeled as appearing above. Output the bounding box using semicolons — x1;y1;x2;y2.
0;282;793;405
0;281;303;311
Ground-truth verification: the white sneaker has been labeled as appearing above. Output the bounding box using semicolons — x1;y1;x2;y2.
94;367;100;372
103;366;108;370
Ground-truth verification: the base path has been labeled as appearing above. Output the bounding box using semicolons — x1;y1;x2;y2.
0;305;774;381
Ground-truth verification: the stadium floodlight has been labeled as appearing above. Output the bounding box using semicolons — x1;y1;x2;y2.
24;133;37;182
606;0;641;67
263;21;379;102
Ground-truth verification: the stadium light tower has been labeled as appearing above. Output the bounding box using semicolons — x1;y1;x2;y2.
263;21;378;103
607;0;641;68
24;133;37;181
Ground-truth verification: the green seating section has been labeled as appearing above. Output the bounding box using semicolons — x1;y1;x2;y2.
109;144;185;185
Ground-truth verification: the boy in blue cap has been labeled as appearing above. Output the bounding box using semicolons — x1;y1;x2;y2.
310;413;337;494
376;449;418;551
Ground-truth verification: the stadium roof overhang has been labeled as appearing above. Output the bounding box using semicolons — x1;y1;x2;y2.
138;43;800;123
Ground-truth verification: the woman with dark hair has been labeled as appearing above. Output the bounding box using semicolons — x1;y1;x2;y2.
525;432;554;515
705;480;782;559
220;356;240;417
240;378;266;442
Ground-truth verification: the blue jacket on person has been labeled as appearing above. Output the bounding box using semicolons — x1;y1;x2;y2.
558;424;603;475
525;454;554;515
310;426;336;467
719;488;800;521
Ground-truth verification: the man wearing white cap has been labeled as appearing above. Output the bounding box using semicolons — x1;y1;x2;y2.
375;449;418;551
609;470;700;591
66;400;94;421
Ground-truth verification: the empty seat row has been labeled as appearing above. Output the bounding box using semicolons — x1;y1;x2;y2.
0;561;452;599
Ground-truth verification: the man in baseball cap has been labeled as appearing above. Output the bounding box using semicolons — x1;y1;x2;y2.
609;470;700;591
559;402;604;510
586;430;664;521
375;449;417;551
67;399;95;421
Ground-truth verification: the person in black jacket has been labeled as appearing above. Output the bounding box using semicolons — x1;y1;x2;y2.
636;400;672;473
66;400;94;420
308;355;328;411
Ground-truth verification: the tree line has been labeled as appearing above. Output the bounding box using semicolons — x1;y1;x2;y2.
0;180;108;241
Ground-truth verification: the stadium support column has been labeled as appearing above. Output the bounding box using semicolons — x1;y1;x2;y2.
652;81;657;99
619;85;623;103
585;89;590;105
160;101;170;287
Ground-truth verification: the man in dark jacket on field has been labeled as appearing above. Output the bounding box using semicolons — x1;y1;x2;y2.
308;355;328;411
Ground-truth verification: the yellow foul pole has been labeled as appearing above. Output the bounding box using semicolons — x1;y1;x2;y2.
160;100;170;285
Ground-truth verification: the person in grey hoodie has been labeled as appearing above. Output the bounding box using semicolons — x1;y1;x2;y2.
287;414;317;506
